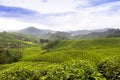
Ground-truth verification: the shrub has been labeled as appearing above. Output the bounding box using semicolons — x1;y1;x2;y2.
1;60;105;80
97;57;120;80
0;49;22;64
1;68;39;80
41;40;60;51
0;47;4;53
42;60;105;80
40;39;50;44
38;60;105;80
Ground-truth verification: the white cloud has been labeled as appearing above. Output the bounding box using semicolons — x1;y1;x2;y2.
0;18;50;31
68;1;120;30
0;0;120;31
0;0;77;13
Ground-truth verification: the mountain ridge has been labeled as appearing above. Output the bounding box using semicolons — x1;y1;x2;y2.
15;26;109;36
18;26;54;35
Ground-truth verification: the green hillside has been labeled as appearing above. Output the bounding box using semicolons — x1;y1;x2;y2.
0;32;37;64
0;32;37;46
81;29;120;39
0;33;120;80
20;38;120;64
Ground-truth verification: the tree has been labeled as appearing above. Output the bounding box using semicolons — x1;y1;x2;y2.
40;39;49;44
41;40;59;51
0;47;4;53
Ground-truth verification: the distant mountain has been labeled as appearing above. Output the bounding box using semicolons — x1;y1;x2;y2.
49;31;72;40
82;28;120;38
11;27;111;39
18;27;54;35
69;28;108;36
16;27;109;36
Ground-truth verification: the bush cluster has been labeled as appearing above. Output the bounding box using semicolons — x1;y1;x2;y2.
41;40;60;50
1;68;38;80
0;49;22;64
97;57;120;80
1;60;105;80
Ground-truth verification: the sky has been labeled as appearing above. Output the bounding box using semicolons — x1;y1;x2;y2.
0;0;120;31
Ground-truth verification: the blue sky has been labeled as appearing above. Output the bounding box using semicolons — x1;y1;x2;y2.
90;0;119;6
0;0;120;31
0;5;38;17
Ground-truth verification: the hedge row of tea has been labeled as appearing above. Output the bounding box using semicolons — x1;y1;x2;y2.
0;57;120;80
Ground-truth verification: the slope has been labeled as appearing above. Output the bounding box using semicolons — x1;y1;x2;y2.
20;37;120;64
0;37;120;80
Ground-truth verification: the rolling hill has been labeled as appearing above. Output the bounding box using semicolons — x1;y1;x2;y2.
0;28;120;80
0;32;38;48
82;28;120;38
0;37;120;80
69;28;108;35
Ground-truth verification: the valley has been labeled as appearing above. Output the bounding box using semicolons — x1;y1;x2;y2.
0;28;120;80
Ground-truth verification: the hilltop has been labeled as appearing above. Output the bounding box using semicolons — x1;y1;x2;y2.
18;27;54;35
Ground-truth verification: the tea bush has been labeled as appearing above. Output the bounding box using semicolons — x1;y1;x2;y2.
0;49;22;64
42;60;105;80
1;68;39;80
1;60;105;80
97;57;120;80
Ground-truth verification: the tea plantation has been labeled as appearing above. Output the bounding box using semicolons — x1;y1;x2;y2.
0;33;120;80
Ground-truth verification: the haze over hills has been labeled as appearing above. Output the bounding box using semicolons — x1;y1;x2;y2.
8;26;120;40
0;29;4;32
13;26;109;36
18;27;55;35
69;28;108;36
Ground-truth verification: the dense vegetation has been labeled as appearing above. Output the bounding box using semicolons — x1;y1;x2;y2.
82;29;120;38
0;31;120;80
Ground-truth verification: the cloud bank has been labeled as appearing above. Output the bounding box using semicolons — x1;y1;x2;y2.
0;0;120;31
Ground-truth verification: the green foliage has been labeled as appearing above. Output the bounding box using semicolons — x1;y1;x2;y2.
20;38;120;64
41;40;60;50
1;60;105;80
106;29;120;38
40;39;50;44
49;31;70;40
1;33;120;80
1;68;39;80
0;32;38;47
81;28;120;39
0;47;4;53
0;49;22;64
97;57;120;80
41;60;105;80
